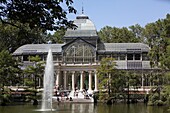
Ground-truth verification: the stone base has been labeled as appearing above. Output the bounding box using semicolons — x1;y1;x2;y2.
87;90;93;94
68;90;94;102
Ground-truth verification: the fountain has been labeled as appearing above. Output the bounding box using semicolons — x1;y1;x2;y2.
41;49;54;111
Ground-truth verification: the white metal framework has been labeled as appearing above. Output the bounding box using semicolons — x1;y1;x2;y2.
63;42;95;63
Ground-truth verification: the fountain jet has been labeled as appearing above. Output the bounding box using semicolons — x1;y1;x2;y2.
41;49;54;110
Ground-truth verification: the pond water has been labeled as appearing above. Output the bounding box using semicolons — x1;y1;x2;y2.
0;103;170;113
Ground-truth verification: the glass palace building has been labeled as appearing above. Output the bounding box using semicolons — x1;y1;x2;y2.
13;14;151;93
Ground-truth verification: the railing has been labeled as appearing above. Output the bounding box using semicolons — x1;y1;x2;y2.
127;61;142;69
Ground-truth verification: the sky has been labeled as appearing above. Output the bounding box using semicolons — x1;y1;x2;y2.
66;0;170;31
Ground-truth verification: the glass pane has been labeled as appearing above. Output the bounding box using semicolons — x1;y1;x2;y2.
23;55;29;61
112;54;118;60
142;53;149;61
64;42;95;63
120;54;126;60
135;54;141;60
127;54;133;60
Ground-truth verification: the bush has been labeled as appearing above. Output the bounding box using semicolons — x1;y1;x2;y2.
148;86;170;106
0;87;11;106
98;92;109;102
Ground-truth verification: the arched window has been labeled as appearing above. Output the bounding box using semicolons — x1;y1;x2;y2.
64;42;95;63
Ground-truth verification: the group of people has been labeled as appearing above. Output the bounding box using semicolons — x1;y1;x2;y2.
54;84;91;102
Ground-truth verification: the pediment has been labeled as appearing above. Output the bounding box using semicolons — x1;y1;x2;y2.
62;38;96;51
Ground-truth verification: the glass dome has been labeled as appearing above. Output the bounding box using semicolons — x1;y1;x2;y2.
64;14;97;37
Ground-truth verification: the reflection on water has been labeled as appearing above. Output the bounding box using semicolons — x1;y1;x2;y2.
0;103;169;113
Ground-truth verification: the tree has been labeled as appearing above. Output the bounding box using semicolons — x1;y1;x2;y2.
0;50;21;87
97;57;131;104
0;0;76;31
141;14;170;78
0;22;47;52
129;24;145;43
161;45;170;70
45;28;66;43
52;28;66;43
23;55;45;105
24;55;44;89
98;26;113;43
143;19;165;68
124;71;142;104
160;14;170;70
97;57;117;97
141;15;170;105
98;26;139;43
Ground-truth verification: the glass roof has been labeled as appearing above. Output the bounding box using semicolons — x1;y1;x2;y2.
98;43;149;53
13;43;150;56
65;14;97;37
13;44;64;55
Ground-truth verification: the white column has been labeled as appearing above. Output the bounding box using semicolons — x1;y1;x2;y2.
88;71;93;94
142;73;144;88
64;71;67;90
55;71;60;86
72;71;75;91
94;71;98;92
80;71;84;91
38;78;41;87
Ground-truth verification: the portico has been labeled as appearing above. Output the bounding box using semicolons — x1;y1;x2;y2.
54;63;99;93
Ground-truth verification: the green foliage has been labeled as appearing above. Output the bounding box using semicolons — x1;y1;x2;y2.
97;57;144;101
0;0;76;52
143;21;163;67
97;57;116;96
0;86;11;106
0;22;47;52
98;92;109;102
97;57;127;98
24;78;34;87
142;14;170;69
97;57;116;88
164;72;170;85
129;24;145;43
98;26;139;43
127;72;141;87
98;57;116;73
0;50;22;86
148;86;170;106
0;0;76;31
46;28;66;43
161;44;170;70
98;13;170;71
24;55;44;89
